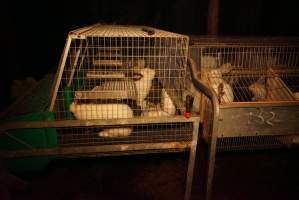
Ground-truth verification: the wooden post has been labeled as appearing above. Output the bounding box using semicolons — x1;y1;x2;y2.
207;0;220;35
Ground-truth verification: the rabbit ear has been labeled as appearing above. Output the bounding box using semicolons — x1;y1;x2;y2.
220;63;233;74
256;76;266;85
69;102;75;112
217;83;224;101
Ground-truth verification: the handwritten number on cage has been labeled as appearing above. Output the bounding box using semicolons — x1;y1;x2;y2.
248;109;276;127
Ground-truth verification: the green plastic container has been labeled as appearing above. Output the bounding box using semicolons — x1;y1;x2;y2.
74;69;84;91
0;112;58;173
64;86;74;119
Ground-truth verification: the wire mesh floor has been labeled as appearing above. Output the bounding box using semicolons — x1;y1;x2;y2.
57;122;193;146
216;135;297;151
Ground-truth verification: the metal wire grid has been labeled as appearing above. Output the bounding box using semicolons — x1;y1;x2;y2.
189;41;299;103
53;28;189;121
57;122;193;146
217;135;298;151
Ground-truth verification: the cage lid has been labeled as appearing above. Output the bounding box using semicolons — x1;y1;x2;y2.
69;24;188;39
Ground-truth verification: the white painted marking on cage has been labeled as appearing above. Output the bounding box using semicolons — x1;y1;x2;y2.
120;145;129;151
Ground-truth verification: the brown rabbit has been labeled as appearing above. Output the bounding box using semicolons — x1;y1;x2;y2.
249;77;268;101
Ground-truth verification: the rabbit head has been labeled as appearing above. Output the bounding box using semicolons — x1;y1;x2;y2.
249;77;267;101
139;68;155;79
220;63;233;74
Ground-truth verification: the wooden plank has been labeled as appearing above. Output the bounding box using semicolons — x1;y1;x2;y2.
207;0;220;35
86;71;126;79
218;105;299;137
93;59;123;67
0;142;191;158
74;90;136;100
0;116;200;132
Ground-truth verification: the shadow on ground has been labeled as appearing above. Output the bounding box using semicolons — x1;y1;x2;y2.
5;148;299;200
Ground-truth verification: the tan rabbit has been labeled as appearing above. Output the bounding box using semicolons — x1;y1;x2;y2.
249;77;267;101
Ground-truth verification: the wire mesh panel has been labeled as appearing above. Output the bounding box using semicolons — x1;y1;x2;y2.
217;135;298;151
57;122;193;147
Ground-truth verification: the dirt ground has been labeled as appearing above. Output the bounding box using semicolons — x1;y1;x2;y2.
5;148;299;200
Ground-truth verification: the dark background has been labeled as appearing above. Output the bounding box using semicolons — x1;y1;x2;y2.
1;2;299;199
1;0;299;111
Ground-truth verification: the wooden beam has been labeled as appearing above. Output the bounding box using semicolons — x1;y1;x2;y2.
0;116;200;132
207;0;220;35
0;142;191;158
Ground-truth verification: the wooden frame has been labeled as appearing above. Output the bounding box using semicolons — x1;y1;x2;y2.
0;116;200;200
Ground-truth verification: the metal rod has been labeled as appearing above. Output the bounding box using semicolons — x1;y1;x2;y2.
67;41;83;87
184;120;200;200
49;36;73;111
187;58;220;200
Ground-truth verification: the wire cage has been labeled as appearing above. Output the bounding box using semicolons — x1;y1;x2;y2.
0;24;203;200
189;37;299;200
46;24;200;148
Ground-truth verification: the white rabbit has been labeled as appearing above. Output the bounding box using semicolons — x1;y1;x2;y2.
141;88;175;117
142;109;170;117
134;68;156;109
220;63;233;74
208;62;233;75
201;56;219;68
293;92;299;100
70;102;134;137
209;68;234;103
161;88;176;115
69;102;133;120
98;128;133;137
249;77;267;101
